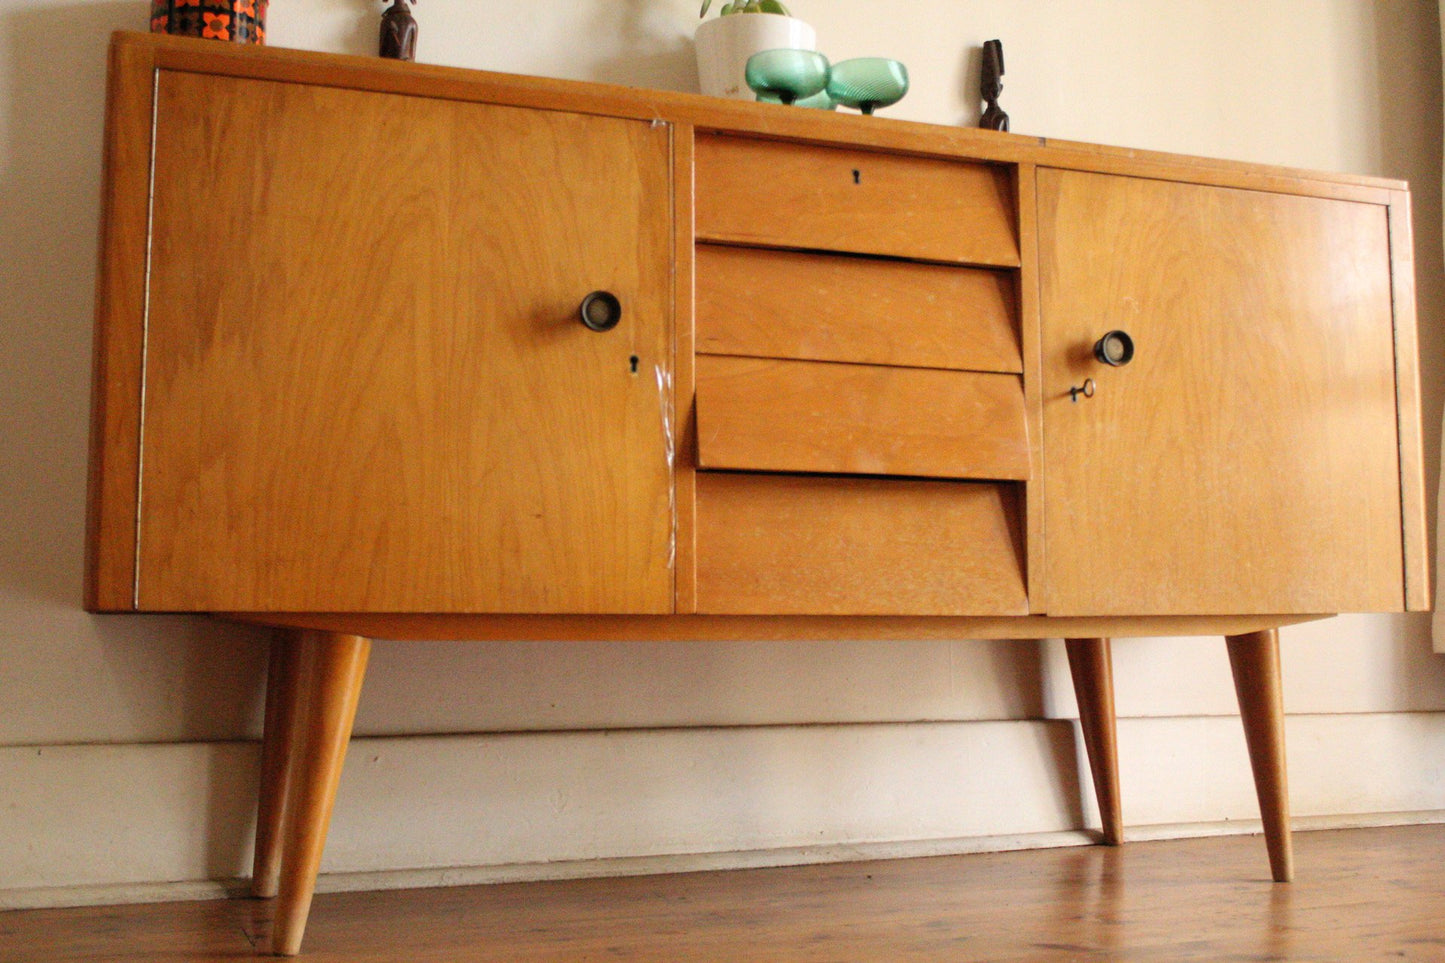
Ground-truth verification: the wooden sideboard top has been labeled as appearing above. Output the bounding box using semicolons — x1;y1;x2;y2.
108;31;1406;200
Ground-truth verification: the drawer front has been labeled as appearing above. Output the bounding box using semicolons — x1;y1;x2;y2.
695;134;1019;267
695;355;1030;480
696;245;1021;373
696;473;1027;615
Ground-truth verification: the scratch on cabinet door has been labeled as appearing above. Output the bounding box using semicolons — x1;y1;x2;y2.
657;363;676;570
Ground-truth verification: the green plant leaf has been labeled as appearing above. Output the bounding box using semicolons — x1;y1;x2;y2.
705;0;790;15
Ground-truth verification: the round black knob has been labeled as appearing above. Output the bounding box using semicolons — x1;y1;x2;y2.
579;291;622;332
1093;330;1135;367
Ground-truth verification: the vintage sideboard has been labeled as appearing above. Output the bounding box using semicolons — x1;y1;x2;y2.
85;32;1428;955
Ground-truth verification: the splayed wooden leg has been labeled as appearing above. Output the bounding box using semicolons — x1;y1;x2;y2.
1065;637;1123;846
1226;629;1293;882
252;631;304;899
270;631;371;955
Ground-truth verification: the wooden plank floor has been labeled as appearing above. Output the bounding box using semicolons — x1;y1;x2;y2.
2;825;1443;961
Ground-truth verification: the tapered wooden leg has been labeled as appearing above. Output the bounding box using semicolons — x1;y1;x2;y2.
1225;629;1293;883
1065;638;1124;846
253;632;305;899
271;631;371;956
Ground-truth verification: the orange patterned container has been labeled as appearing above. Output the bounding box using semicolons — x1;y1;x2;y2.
150;0;268;43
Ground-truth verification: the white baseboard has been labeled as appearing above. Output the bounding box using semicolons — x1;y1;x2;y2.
3;714;1444;906
5;810;1442;911
309;808;1445;895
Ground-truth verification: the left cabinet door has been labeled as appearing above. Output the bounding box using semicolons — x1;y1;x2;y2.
129;72;673;613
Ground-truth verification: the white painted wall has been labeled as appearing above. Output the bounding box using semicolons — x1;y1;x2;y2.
1;0;1442;901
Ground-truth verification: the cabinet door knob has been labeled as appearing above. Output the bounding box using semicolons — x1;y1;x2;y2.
579;291;623;332
1093;330;1135;366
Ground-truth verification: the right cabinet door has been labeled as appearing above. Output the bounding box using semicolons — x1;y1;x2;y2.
1038;168;1404;616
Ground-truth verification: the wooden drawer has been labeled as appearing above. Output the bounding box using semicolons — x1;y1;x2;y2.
696;472;1027;615
695;355;1030;480
696;245;1021;373
695;134;1019;267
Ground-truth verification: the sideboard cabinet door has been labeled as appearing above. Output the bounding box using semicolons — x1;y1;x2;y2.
1038;168;1404;616
135;72;674;613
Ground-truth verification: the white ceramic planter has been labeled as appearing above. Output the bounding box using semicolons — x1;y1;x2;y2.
695;13;817;100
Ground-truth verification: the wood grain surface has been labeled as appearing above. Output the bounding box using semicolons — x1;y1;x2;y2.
89;35;1424;625
1039;168;1404;616
695;133;1019;266
268;632;371;955
695;472;1027;615
111;34;1411;199
136;71;673;613
695;355;1030;481
1065;637;1124;847
672;125;698;615
1226;629;1294;883
696;244;1020;373
84;39;157;611
251;634;303;900
1385;190;1430;611
1016;163;1048;610
218;611;1328;642
5;825;1444;961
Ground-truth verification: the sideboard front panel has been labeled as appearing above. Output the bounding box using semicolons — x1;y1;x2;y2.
136;72;674;613
695;245;1021;374
82;35;1422;626
695;473;1027;616
694;355;1030;481
1038;168;1404;615
694;134;1019;268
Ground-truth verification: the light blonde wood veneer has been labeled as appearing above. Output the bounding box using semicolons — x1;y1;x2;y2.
696;244;1021;373
270;631;370;955
695;356;1029;481
695;133;1020;267
1226;629;1294;883
137;71;673;613
84;39;154;611
251;634;302;900
1039;168;1404;616
695;473;1027;616
1065;637;1124;847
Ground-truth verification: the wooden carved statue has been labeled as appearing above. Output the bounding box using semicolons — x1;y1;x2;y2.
380;0;417;61
980;39;1009;132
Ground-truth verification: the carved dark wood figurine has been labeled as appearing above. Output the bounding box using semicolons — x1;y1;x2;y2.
980;38;1009;132
380;0;417;61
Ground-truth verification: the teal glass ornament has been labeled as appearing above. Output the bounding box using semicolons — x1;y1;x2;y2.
825;57;909;115
745;49;830;106
793;88;837;110
757;87;836;110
